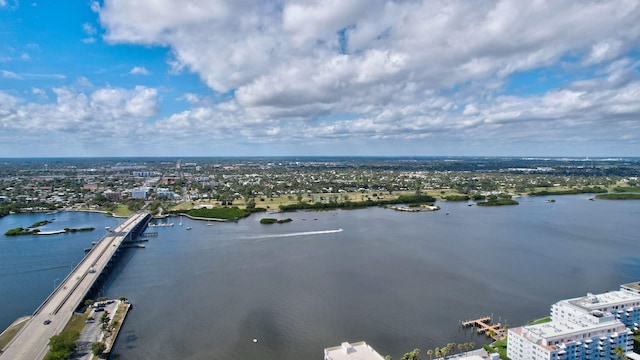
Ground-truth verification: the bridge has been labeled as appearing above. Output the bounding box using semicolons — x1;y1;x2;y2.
0;212;151;360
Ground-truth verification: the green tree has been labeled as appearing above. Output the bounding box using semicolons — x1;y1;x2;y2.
84;299;95;307
401;349;421;360
46;331;79;360
427;349;433;360
91;341;107;356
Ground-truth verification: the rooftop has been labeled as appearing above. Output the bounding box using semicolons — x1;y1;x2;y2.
564;290;640;312
621;282;640;294
324;341;385;360
518;316;628;345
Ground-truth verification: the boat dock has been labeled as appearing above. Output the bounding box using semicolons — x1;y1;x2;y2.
461;316;506;340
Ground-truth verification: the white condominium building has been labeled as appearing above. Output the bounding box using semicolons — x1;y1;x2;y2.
552;289;640;330
324;341;385;360
507;284;640;360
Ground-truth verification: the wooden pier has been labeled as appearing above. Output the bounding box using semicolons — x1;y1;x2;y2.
461;316;506;340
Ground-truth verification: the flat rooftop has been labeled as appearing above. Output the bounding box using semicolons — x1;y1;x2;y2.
621;282;640;293
519;316;627;343
565;290;640;312
324;341;385;360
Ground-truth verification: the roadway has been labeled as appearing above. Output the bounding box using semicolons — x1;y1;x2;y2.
0;212;149;360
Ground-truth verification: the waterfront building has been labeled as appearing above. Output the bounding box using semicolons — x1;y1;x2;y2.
551;289;640;329
324;341;385;360
507;284;640;360
128;187;149;199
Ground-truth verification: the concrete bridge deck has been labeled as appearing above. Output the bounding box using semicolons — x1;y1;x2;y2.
0;212;150;360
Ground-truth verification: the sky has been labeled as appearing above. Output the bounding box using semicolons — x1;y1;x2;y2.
1;0;639;158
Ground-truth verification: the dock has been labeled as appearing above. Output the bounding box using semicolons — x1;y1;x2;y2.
461;316;506;340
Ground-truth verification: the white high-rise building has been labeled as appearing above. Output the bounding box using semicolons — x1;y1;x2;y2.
507;284;640;360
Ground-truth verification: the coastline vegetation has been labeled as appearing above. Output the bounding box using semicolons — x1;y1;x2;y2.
477;199;519;206
595;193;640;200
529;186;607;196
613;186;640;192
5;227;40;236
443;195;470;201
260;218;293;224
175;206;266;220
64;227;95;232
279;194;436;211
31;220;52;227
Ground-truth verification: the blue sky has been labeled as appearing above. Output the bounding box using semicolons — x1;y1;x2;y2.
1;0;639;157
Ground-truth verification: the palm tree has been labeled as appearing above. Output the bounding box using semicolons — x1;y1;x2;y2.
614;345;625;360
470;342;476;351
401;349;421;360
458;344;464;354
427;349;433;360
435;347;441;360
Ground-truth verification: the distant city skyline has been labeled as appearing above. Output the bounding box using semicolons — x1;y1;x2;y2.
1;1;639;157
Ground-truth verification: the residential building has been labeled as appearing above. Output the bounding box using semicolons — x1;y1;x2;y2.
129;187;149;199
507;284;640;360
104;190;121;201
324;341;385;360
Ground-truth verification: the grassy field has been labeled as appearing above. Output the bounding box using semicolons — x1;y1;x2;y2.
528;316;551;325
172;190;459;212
0;317;29;350
112;204;133;217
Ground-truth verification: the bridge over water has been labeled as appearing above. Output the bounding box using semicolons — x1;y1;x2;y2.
0;212;151;360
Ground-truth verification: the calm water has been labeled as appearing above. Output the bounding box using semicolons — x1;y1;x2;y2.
2;196;640;359
0;211;121;329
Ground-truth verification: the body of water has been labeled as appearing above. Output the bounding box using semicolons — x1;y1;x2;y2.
2;196;640;359
0;211;122;329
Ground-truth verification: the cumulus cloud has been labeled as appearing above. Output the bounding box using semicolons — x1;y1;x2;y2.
10;0;629;155
0;85;159;141
130;66;150;75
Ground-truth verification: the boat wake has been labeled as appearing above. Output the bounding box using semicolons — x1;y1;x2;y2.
251;228;343;240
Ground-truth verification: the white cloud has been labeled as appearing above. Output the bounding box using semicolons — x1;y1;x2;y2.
6;0;636;155
129;66;150;75
82;23;98;43
0;0;6;7
83;23;97;35
1;70;21;79
0;86;159;140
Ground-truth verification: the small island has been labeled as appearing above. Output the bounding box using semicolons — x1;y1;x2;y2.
30;220;52;227
5;227;40;236
477;199;519;206
260;218;293;224
64;227;95;233
5;226;95;236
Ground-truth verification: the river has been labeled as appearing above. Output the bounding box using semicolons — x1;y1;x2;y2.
1;195;639;359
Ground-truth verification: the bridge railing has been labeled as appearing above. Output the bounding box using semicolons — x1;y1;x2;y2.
32;213;149;316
